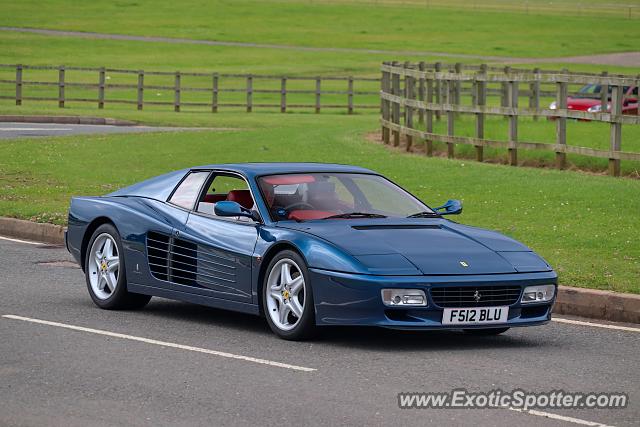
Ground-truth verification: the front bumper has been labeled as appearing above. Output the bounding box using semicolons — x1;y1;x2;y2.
309;268;557;329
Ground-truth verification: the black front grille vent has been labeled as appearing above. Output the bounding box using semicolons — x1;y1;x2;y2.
430;285;522;308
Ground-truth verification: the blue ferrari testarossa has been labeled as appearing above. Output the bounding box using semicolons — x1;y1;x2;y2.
66;163;557;340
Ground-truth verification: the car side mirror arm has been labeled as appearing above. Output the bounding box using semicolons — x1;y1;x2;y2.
214;201;260;221
433;199;463;215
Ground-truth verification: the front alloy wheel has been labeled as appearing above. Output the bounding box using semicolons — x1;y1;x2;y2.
263;250;315;340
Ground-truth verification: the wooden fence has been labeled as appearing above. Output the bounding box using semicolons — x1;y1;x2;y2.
380;61;640;177
0;64;380;114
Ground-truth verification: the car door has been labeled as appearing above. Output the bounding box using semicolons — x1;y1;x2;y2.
624;86;638;115
180;172;259;303
144;170;211;290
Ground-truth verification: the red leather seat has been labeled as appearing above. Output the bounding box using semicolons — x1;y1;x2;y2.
203;194;227;204
226;190;254;209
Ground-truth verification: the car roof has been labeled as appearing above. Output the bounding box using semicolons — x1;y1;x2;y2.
108;163;379;201
190;162;377;178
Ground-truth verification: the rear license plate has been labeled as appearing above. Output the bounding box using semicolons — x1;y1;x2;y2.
442;306;509;325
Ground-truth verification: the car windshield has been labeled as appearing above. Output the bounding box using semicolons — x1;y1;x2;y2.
576;84;631;99
257;173;432;221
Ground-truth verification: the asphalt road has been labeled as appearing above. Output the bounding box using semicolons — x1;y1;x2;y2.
0;236;638;427
0;122;213;139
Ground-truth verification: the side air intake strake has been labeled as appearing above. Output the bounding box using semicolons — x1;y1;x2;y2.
146;231;170;282
170;238;198;286
146;231;237;291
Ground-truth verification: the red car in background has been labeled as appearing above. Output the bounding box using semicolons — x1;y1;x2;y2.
549;84;638;115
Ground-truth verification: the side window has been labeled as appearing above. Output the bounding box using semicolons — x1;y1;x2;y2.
168;171;209;210
196;174;255;220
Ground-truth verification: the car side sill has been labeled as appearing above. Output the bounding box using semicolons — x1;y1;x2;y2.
128;282;261;316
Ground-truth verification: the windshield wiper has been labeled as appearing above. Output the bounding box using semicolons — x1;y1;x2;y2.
322;212;387;220
406;211;440;218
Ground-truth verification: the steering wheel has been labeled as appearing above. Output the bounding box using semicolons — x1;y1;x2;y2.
283;202;315;211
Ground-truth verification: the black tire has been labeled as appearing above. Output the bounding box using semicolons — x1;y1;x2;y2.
463;327;510;336
84;223;151;310
262;250;316;341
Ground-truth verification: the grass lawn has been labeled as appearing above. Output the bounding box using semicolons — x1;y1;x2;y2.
0;110;638;294
1;0;638;294
2;0;639;58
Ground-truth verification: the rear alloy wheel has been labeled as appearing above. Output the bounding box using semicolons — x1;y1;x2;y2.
263;250;315;340
463;327;510;336
85;224;151;310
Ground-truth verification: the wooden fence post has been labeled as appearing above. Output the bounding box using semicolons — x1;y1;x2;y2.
530;68;540;121
508;79;519;166
501;66;511;111
418;61;425;124
454;62;462;109
391;62;401;147
347;76;354;114
137;70;144;111
280;77;287;113
600;71;608;113
212;73;218;113
555;80;568;169
425;66;434;156
475;64;487;162
405;69;414;152
446;75;455;158
58;65;65;108
434;62;441;121
315;77;321;114
381;64;391;144
246;74;253;113
15;64;22;106
174;71;181;112
98;67;105;109
609;84;623;177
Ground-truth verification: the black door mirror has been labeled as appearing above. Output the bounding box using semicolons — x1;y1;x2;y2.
434;199;463;215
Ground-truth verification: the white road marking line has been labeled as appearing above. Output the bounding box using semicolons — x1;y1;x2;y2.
0;235;46;245
508;407;615;427
2;314;316;373
552;317;640;333
0;127;72;131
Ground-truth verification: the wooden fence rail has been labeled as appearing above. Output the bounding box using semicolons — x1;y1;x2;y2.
1;63;632;115
0;64;380;114
380;62;640;177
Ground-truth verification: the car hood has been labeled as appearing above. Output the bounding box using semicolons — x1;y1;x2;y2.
278;219;551;275
567;97;600;111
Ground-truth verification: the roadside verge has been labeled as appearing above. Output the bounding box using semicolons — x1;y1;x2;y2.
0;115;136;126
0;217;65;245
1;216;638;324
